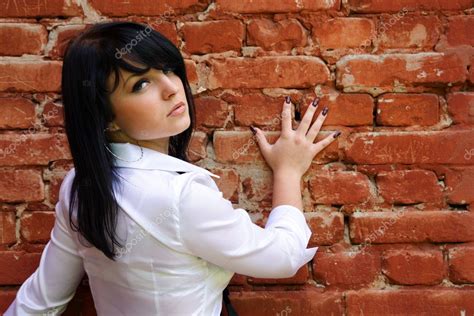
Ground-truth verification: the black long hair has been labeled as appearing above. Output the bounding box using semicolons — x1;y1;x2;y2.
61;21;196;260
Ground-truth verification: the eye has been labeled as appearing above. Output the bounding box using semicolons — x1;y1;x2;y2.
131;78;150;93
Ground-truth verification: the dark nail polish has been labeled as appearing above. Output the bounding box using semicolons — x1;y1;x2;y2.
249;125;257;135
312;97;320;107
333;130;341;138
285;96;291;104
322;106;329;116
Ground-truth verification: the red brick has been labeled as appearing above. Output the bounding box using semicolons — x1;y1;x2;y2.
0;289;16;313
308;171;372;205
312;18;375;49
89;0;202;16
216;0;340;13
50;24;87;59
376;16;441;49
347;0;473;13
470;57;474;83
313;251;380;287
445;168;474;205
247;18;307;51
350;210;474;244
182;20;244;54
449;246;474;283
0;133;71;166
344;130;474;164
447;92;474;125
43;100;64;127
382;249;445;285
301;93;374;126
188;131;207;162
0;0;82;17
208;56;330;89
213;131;339;164
211;168;239;203
184;59;198;88
307;212;345;246
0;212;16;245
233;94;286;128
0;23;47;56
229;290;343;315
0;60;62;92
0;169;44;202
376;93;439;126
194;96;228;128
20;211;55;243
336;53;467;94
376;170;443;204
0;97;36;129
241;173;276;205
0;251;41;284
247;265;309;285
446;16;474;47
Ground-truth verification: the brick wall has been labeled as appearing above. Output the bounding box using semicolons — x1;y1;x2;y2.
0;0;473;315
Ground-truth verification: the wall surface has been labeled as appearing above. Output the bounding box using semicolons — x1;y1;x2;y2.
0;0;473;315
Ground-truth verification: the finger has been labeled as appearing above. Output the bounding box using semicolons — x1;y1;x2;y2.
253;126;271;154
311;131;341;154
296;97;320;137
281;96;292;135
306;105;329;143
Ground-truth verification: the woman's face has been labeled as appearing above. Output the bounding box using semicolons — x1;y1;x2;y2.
106;62;191;141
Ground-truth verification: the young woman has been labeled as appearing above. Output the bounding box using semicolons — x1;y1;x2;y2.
5;21;340;315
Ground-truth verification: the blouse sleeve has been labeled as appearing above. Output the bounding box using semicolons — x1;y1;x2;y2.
4;171;85;316
177;173;318;279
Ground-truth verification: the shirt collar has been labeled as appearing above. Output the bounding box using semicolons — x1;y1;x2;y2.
108;142;220;179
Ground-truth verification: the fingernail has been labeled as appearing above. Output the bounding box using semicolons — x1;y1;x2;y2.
333;130;341;138
312;97;320;107
249;125;257;135
322;106;329;116
285;96;291;104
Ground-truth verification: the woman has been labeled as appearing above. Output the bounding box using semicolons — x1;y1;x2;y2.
5;21;340;315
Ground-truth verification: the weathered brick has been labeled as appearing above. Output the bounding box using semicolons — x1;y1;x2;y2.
306;212;345;246
89;0;202;16
0;97;36;129
446;16;474;47
194;96;228;128
0;0;82;17
347;289;474;315
312;18;375;49
382;249;445;285
347;0;473;13
336;53;467;94
216;0;340;13
247;265;309;285
0;169;44;202
308;171;372;205
376;16;441;49
0;212;16;245
247;18;307;51
376;93;439;126
0;251;41;284
445;167;474;205
0;60;62;92
448;246;474;283
0;134;71;166
20;211;55;243
350;210;474;244
376;170;443;204
313;250;380;288
447;92;474;125
182;20;245;54
344;130;474;165
0;23;47;56
229;290;344;315
208;56;330;89
233;94;286;128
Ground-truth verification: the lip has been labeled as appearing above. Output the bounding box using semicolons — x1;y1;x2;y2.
167;101;185;117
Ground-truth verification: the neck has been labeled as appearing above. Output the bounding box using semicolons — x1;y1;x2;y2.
106;131;169;155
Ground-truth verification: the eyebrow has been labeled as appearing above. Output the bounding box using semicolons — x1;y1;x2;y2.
123;73;142;89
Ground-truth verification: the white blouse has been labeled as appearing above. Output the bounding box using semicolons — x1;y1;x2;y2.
5;142;318;316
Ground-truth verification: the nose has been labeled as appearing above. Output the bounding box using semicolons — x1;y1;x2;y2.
161;75;179;100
